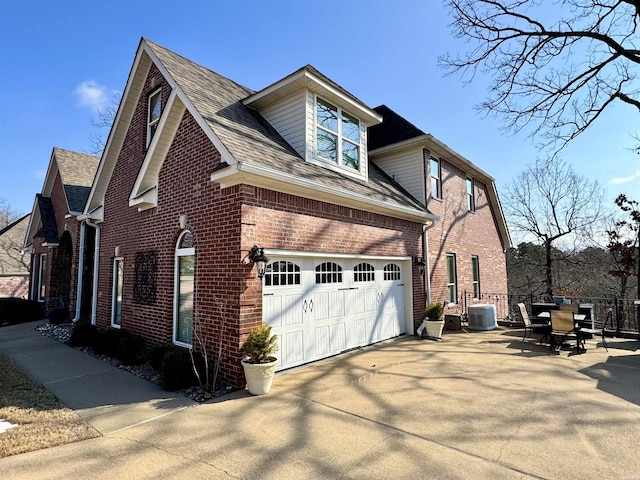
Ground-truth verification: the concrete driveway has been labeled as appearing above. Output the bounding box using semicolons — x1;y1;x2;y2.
1;323;639;479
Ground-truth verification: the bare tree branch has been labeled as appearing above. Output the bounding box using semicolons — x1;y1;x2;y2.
441;0;640;155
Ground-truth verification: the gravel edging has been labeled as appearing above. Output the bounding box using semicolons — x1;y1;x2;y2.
36;322;234;403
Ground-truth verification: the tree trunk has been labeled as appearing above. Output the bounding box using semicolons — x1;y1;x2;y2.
545;240;553;299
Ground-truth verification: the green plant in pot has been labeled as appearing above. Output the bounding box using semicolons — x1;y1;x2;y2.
241;324;279;395
423;302;445;339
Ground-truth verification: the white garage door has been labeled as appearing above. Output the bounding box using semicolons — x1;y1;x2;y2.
262;256;408;371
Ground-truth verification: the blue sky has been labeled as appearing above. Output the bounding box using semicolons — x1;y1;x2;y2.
1;0;638;219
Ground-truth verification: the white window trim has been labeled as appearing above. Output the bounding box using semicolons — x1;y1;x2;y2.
467;178;476;212
147;88;162;148
111;257;124;328
37;253;47;302
430;157;441;199
446;253;457;304
173;232;195;348
472;255;480;299
314;95;363;175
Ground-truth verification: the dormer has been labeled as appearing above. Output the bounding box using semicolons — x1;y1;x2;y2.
243;66;382;181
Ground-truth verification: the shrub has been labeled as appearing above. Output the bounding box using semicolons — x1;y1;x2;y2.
148;343;176;370
70;324;98;347
116;334;146;365
94;328;129;356
159;348;198;391
424;302;444;321
0;298;45;325
242;325;278;364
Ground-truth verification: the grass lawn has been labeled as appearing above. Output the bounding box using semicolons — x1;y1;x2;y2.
0;351;99;457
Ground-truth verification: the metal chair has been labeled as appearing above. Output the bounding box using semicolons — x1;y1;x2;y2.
518;302;550;344
550;310;580;353
577;310;610;353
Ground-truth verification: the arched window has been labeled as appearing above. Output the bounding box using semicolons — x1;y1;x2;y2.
174;231;194;346
315;262;343;284
264;261;301;287
383;263;401;281
354;262;375;282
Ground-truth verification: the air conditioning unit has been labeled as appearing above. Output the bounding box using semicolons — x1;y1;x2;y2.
468;304;497;331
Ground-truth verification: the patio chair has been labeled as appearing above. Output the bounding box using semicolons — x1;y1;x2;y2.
576;311;610;353
550;310;580;353
518;303;550;344
558;304;579;314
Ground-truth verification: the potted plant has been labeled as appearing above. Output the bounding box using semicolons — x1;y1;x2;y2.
423;302;445;339
241;324;279;395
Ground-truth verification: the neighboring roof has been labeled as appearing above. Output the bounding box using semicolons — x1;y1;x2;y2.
53;148;100;213
34;195;59;244
0;214;30;275
86;38;432;223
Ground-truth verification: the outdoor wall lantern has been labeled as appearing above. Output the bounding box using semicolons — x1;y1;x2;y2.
412;256;426;276
248;245;270;279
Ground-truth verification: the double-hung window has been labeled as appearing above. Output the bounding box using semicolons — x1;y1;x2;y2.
430;158;441;199
147;88;162;147
316;97;361;171
446;253;457;304
471;255;480;299
466;178;475;212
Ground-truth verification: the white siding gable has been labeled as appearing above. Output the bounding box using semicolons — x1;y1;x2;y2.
373;148;425;205
261;91;307;158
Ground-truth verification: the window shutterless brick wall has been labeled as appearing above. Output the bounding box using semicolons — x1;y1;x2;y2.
424;149;507;312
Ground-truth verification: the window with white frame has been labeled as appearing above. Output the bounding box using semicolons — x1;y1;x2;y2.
466;178;475;212
316;97;361;171
147;88;162;147
112;258;124;327
471;255;480;299
37;253;47;302
446;253;457;304
430;157;441;199
174;231;194;346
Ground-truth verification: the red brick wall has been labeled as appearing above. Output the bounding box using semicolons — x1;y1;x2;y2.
96;63;427;387
425;149;508;314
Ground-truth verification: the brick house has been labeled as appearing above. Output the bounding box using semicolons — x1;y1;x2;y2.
369;106;510;313
0;214;31;298
24;148;100;321
77;38;509;387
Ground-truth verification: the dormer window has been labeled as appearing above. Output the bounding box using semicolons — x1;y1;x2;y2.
147;88;162;147
316;97;361;171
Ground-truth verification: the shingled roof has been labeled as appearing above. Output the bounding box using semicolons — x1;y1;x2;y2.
34;195;58;244
145;40;427;214
368;105;426;151
53;148;100;213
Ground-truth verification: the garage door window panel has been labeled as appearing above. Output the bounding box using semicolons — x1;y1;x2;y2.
315;262;343;284
265;261;301;287
383;263;401;281
354;262;375;282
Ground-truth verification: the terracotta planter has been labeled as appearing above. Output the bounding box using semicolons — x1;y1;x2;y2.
241;358;278;395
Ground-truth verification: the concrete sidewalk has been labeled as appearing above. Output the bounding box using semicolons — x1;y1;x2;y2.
1;321;639;479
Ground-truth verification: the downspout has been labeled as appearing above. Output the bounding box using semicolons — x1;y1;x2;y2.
423;220;436;303
416;220;436;337
72;222;86;323
84;219;100;326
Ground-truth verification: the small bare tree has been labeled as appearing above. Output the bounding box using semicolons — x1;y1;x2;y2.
504;157;605;298
87;92;120;156
441;0;640;155
189;295;233;395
